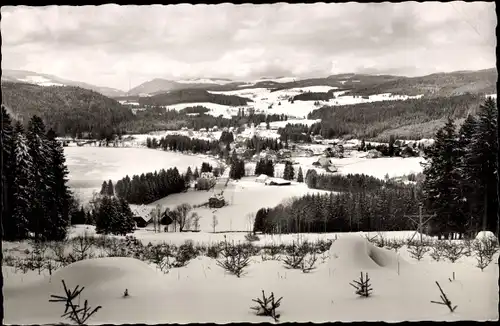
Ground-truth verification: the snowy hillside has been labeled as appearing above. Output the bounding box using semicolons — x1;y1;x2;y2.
1;69;126;98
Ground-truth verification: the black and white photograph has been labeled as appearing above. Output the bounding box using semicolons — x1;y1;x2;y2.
1;2;498;324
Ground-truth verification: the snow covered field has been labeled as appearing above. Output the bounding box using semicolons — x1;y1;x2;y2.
3;233;498;324
64;147;218;204
154;86;424;120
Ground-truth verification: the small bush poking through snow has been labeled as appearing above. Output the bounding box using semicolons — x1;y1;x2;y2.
282;241;311;271
385;239;405;252
407;242;430;261
205;243;221;259
349;272;373;298
250;290;283;322
245;232;260;242
49;280;102;325
216;240;251;278
430;241;446;262
473;237;499;271
443;241;465;263
430;281;457;312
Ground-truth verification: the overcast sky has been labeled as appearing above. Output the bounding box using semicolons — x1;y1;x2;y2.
1;2;496;91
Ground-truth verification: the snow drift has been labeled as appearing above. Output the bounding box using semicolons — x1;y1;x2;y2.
328;235;407;271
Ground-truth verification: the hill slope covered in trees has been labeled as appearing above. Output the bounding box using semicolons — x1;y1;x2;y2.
307;93;490;140
1;82;135;138
137;88;253;107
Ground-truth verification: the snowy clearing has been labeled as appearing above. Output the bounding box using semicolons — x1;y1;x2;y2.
3;234;498;324
64;147;218;204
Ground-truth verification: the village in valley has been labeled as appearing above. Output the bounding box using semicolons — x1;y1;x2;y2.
1;3;499;325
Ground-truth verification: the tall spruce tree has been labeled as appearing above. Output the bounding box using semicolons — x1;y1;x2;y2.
27;115;51;241
107;180;114;196
422;118;463;238
9;122;33;240
297;167;304;183
283;161;295;180
45;129;72;240
465;98;498;234
456;114;480;236
1;106;15;239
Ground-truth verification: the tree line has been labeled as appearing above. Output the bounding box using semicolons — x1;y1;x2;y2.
421;97;498;239
1;106;74;241
146;135;220;155
253;178;423;234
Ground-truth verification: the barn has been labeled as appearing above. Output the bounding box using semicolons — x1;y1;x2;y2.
129;204;154;228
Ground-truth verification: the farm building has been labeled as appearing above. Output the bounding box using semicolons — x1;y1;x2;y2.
209;194;226;208
129;204;154;228
265;178;291;186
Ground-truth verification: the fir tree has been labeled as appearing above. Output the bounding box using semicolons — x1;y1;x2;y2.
107;180;114;197
283;161;295;181
27;115;51;240
193;167;200;179
456;114;480;235
1;106;15;239
466;98;498;234
422;118;463;239
100;181;108;196
10;123;33;240
297;167;304;183
45;129;71;240
185;166;193;183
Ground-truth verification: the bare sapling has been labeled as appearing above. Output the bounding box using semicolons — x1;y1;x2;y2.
443;240;465;263
216;240;251;277
49;280;102;325
430;281;457;312
349;271;373;297
473;237;499;271
250;290;283;322
407;241;429;261
72;235;95;261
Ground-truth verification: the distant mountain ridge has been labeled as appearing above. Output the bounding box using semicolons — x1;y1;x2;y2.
1;69;127;98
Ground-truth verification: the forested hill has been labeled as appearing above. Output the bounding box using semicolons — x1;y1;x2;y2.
137;88;253;107
340;68;497;97
307;93;491;141
1;81;134;138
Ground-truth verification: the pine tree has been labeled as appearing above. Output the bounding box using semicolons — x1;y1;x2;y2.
185;166;193;183
466;98;498;235
27;115;51;241
422;118;463;239
107;180;114;197
9;122;33;240
283;161;295;181
100;181;108;196
1;106;15;239
297;167;304;183
45;129;71;240
456;114;479;236
193;167;200;179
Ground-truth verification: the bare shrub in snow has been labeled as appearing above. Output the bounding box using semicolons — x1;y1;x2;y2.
473;237;498;271
71;236;95;261
313;239;334;254
261;244;283;261
250;290;283;322
49;280;102;325
174;240;199;267
205;243;221;259
430;281;457;312
443;241;465;263
461;238;473;257
245;232;260;242
216;240;251;278
429;241;447;262
26;241;49;274
282;241;318;273
407;242;430;261
386;239;405;252
350;271;373;298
